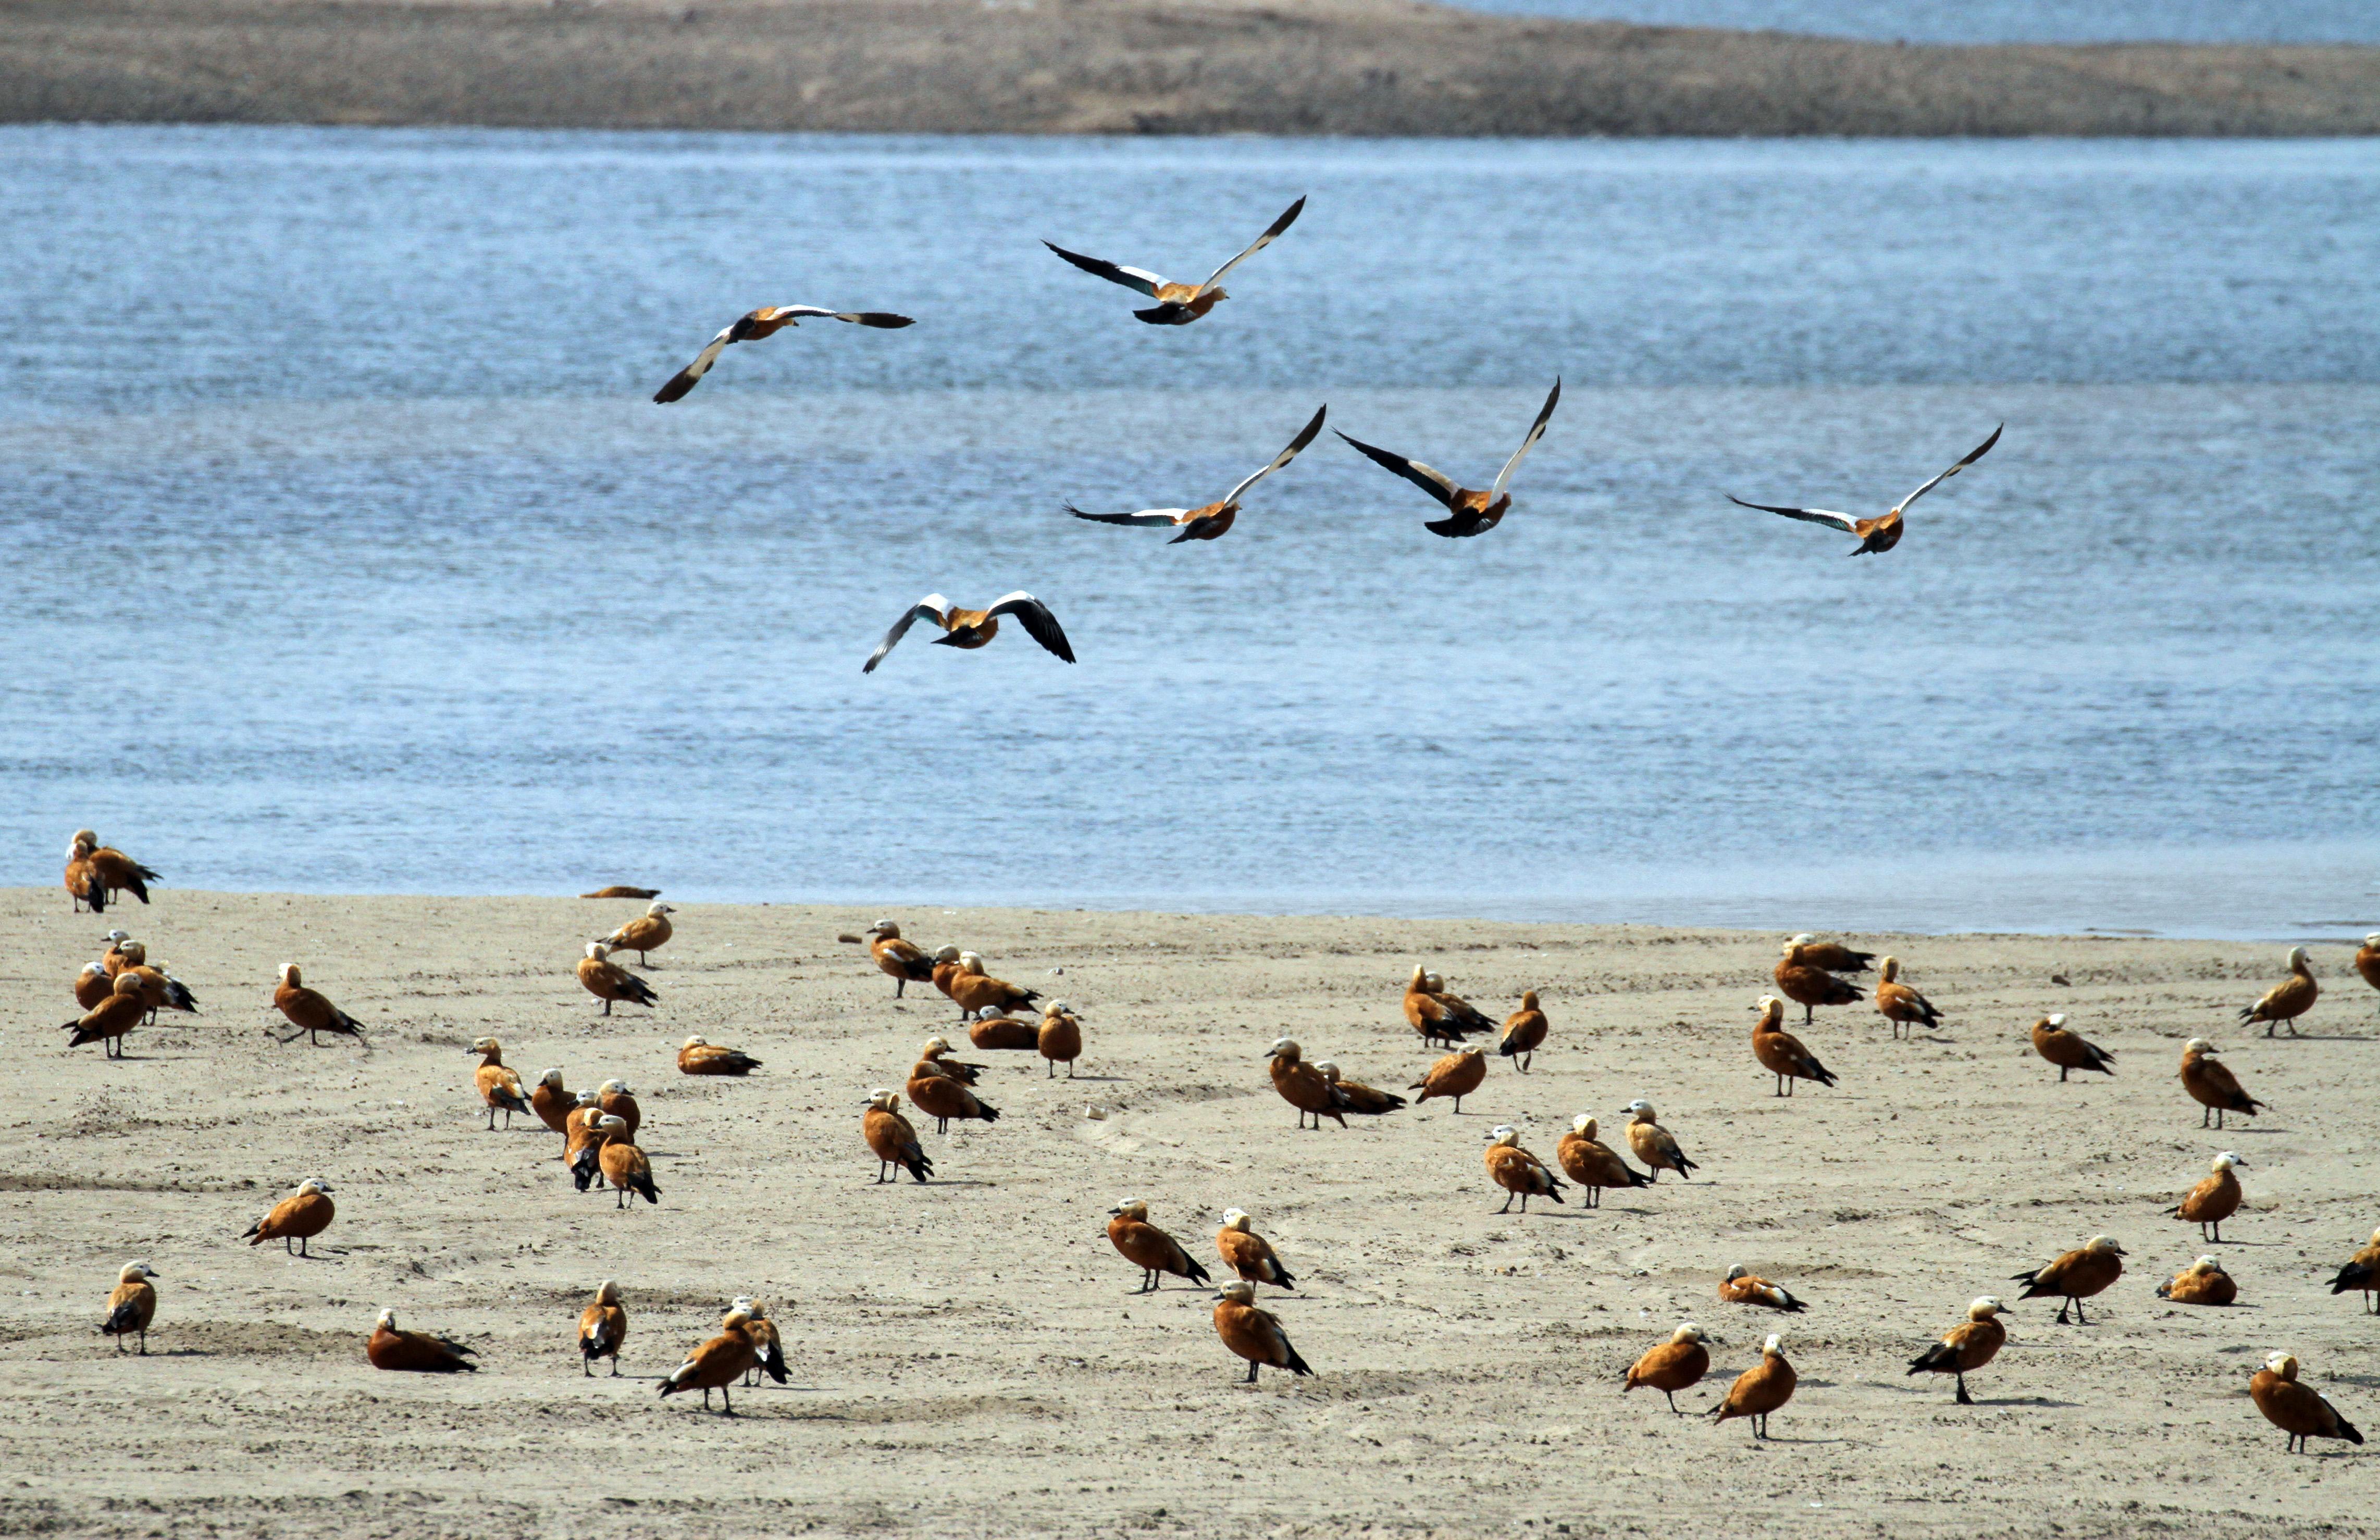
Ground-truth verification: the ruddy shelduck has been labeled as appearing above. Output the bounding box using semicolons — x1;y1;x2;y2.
2250;1352;2364;1452
246;1179;335;1254
2356;933;2380;1006
1555;1115;1651;1207
1409;1046;1488;1113
1751;995;1837;1097
928;945;966;998
2241;946;2319;1037
730;1297;788;1387
1729;424;2002;555
2172;1151;2247;1242
100;1260;160;1354
578;1280;627;1375
1070;405;1327;543
2158;1255;2237;1307
861;919;936;997
912;1036;985;1086
948;952;1042;1019
1906;1297;2009;1404
2031;1013;2114;1082
1037;1000;1083;1077
100;929;136;976
1873;956;1942;1038
1045;196;1304;326
1773;938;1862;1025
1623;1323;1713;1414
273;963;366;1046
1403;965;1491;1046
593;1114;660;1208
2180;1038;2263;1128
67;829;158;911
678;1035;761;1076
115;946;197;1023
1212;1280;1311;1385
1497;990;1548;1071
597;1078;642;1139
1718;1264;1807;1312
1107;1199;1212;1294
653;305;913;403
63;972;145;1057
1706;1333;1796;1439
1267;1038;1341;1129
577;943;657;1015
1781;934;1874;974
367;1308;475;1373
2328;1226;2380;1313
1483;1125;1566;1214
2012;1235;2124;1324
967;1007;1042;1052
469;1037;534;1129
595;901;674;967
581;885;659;900
1312;1060;1405;1116
529;1067;576;1135
1423;973;1499;1038
863;593;1075;674
1622;1100;1697;1181
1336;379;1560;539
1216;1209;1295;1290
74;961;113;1011
863;1089;933;1184
905;1065;1000;1134
565;1094;609;1184
658;1310;759;1413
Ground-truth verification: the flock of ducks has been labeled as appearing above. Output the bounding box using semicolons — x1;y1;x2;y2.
629;196;2011;674
56;833;2380;1453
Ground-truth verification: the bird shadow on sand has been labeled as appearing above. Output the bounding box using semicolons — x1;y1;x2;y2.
1057;1074;1131;1083
1974;1395;2082;1408
2247;1033;2367;1044
1744;1434;1853;1447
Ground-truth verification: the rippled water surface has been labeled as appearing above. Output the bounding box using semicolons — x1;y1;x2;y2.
1458;0;2380;42
3;127;2376;936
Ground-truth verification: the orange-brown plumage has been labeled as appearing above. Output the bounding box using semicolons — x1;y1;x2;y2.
1774;938;1862;1025
100;1261;160;1353
1872;955;1942;1038
1266;1039;1343;1129
862;920;937;997
528;1069;576;1134
1707;1335;1796;1438
1483;1126;1566;1214
911;1036;984;1085
367;1309;476;1373
594;1115;660;1208
577;1280;627;1375
469;1037;534;1129
2250;1353;2363;1452
1497;990;1548;1070
905;1067;999;1134
2179;1038;2263;1128
948;953;1040;1019
73;961;113;1011
1907;1298;2009;1402
2171;1151;2245;1241
2240;947;2320;1036
63;972;145;1057
596;902;674;967
659;1312;759;1413
1216;1209;1295;1289
1409;1047;1488;1112
1555;1116;1651;1207
1106;1200;1212;1293
2012;1235;2124;1324
2031;1013;2114;1081
2356;934;2380;1001
1624;1324;1712;1413
2329;1227;2380;1312
1212;1280;1311;1383
1402;965;1485;1047
1750;995;1837;1096
966;1010;1042;1051
863;1090;933;1183
274;963;366;1046
245;1180;335;1255
677;1035;760;1076
1037;1002;1083;1077
2158;1256;2237;1306
577;943;657;1015
1718;1265;1807;1312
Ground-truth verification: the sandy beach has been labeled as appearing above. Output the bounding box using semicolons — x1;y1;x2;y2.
4;0;2379;136
5;887;2377;1536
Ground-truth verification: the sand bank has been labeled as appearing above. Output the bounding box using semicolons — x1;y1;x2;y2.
6;889;2377;1536
4;0;2379;136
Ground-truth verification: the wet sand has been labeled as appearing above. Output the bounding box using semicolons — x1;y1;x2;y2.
5;0;2379;136
6;888;2377;1536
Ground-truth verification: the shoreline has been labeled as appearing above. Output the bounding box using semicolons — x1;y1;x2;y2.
3;0;2377;139
6;888;2375;1537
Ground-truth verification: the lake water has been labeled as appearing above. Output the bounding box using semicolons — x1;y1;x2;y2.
1458;0;2380;43
3;126;2376;938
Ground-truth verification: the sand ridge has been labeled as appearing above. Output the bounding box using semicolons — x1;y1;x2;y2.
4;0;2379;136
7;888;2380;1537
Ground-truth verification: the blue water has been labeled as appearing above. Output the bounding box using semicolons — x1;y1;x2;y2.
1458;0;2380;43
3;127;2376;937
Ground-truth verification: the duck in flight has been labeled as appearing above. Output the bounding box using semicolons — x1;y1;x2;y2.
1337;380;1561;539
1068;406;1327;543
1728;424;2002;555
652;305;914;403
864;593;1075;674
1044;197;1305;326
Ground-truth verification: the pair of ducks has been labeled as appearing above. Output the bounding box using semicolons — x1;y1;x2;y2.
1483;1104;1696;1212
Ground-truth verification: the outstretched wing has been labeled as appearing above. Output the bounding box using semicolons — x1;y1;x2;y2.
1198;196;1306;295
652;328;733;404
1223;404;1328;505
1335;431;1460;510
1066;503;1190;527
1893;423;2003;514
985;592;1075;664
764;306;914;329
1727;495;1861;533
1044;242;1168;297
1490;378;1561;499
863;594;953;674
